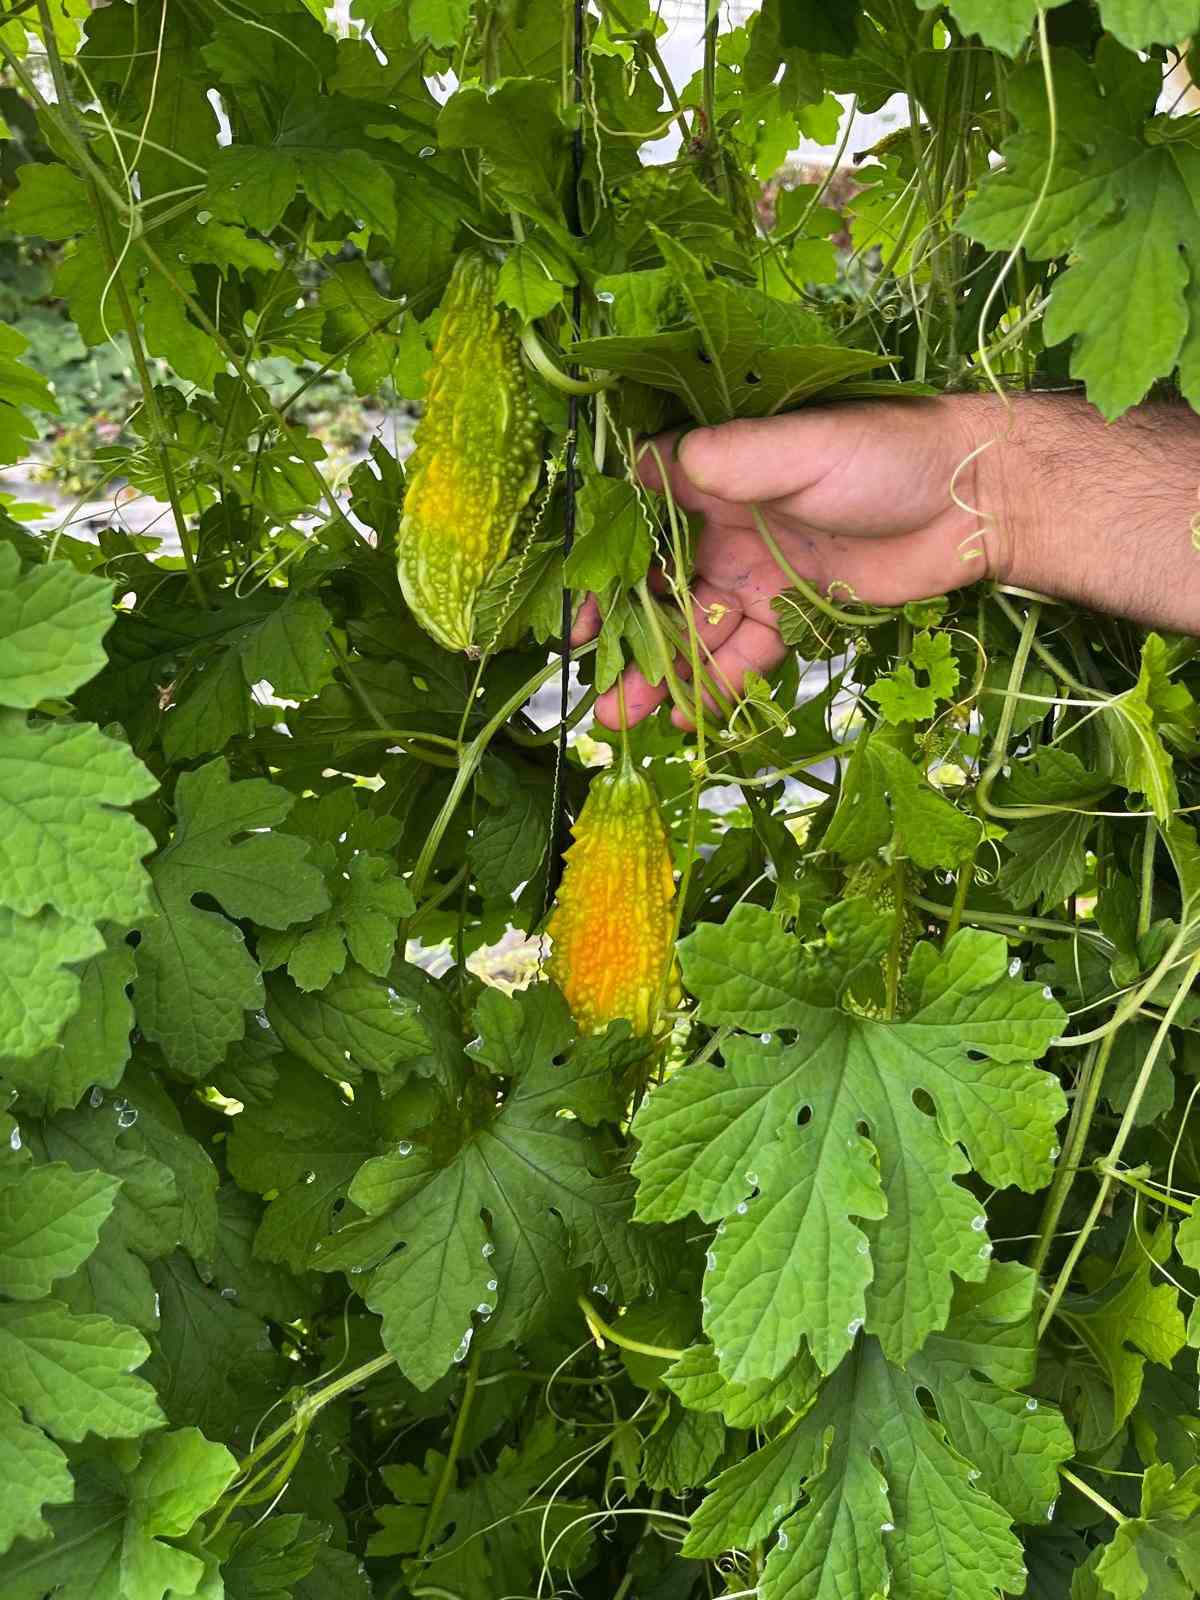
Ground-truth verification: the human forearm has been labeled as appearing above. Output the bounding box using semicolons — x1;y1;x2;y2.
969;392;1200;635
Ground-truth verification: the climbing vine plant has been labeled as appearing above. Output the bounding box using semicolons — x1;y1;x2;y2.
4;0;1200;1595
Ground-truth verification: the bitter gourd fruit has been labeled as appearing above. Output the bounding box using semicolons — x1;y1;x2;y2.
546;749;679;1035
396;250;543;652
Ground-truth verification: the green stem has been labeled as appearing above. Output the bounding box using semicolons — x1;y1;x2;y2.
1027;1031;1115;1276
212;1350;395;1534
503;686;598;746
1060;1467;1126;1525
578;1295;685;1360
750;505;896;628
975;599;1039;818
944;863;972;942
417;1341;481;1561
1038;954;1200;1337
26;4;207;608
521;324;611;394
407;644;595;904
1137;818;1158;940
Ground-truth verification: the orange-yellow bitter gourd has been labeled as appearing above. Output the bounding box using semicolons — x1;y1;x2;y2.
547;750;679;1035
396;250;543;652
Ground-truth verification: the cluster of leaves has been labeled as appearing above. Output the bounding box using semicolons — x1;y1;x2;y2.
4;1;1200;1598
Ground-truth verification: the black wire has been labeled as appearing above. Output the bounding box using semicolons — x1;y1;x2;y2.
547;0;586;904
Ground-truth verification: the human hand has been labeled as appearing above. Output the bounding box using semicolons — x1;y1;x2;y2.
572;397;994;729
572;392;1200;729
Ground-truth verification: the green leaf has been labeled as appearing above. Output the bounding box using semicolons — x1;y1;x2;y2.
0;909;106;1061
317;990;664;1389
226;1068;402;1273
496;240;573;322
904;1264;1073;1524
259;851;414;992
633;903;1065;1377
959;45;1196;418
207;105;398;237
0;1397;73;1555
1078;1461;1200;1599
2;163;93;239
0;713;156;929
0;1429;236;1600
0;1162;119;1299
663;1341;819;1429
264;963;428;1080
867;631;960;725
1054;1218;1186;1450
0;547;115;710
134;759;328;1077
0;1300;162;1442
684;1332;1026;1600
565;477;654;593
438;78;567;213
318;260;402;395
1;933;135;1111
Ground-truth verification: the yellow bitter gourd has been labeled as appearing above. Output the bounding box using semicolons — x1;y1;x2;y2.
547;750;679;1036
396;250;543;652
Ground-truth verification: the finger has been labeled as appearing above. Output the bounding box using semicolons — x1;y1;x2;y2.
594;663;670;730
592;580;744;730
676;400;972;540
670;617;788;731
569;592;601;646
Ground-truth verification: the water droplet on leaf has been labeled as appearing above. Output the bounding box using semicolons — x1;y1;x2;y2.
396;1140;413;1156
88;1085;104;1109
971;1214;986;1232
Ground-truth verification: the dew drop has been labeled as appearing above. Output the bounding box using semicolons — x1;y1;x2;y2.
705;1250;717;1270
880;1521;895;1534
772;1504;784;1520
1046;1500;1057;1521
847;1317;863;1336
396;1140;413;1157
1042;985;1054;999
970;1214;986;1232
88;1085;105;1109
716;1221;726;1236
968;1467;981;1481
220;1286;238;1300
153;1293;161;1317
453;1327;473;1363
744;1170;759;1188
700;1295;710;1312
596;290;615;304
592;1283;609;1298
302;1171;317;1185
1025;1397;1038;1411
777;1531;789;1552
254;1010;270;1029
482;1241;496;1258
736;1202;748;1215
1049;1146;1060;1161
759;1033;772;1045
418;145;435;158
1008;957;1022;977
486;1278;498;1292
978;1242;993;1260
349;1264;364;1275
117;1108;138;1128
856;1239;869;1255
8;1125;20;1152
477;1302;493;1316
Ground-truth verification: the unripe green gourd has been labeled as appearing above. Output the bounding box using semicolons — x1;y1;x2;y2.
396;250;543;652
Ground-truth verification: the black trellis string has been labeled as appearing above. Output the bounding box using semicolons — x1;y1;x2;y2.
548;0;586;905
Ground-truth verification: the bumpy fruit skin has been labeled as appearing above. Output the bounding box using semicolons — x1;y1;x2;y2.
396;251;543;652
547;752;679;1036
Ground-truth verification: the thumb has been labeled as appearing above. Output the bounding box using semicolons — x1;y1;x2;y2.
676;412;856;504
